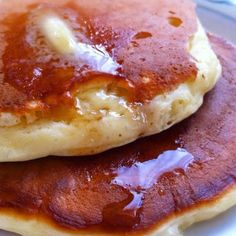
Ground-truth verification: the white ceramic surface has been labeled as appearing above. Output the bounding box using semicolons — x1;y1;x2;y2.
0;1;235;236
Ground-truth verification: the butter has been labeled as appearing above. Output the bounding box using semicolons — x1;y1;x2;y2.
39;15;77;54
39;14;120;74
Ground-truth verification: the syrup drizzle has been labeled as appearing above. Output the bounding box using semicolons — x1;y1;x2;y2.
108;148;194;228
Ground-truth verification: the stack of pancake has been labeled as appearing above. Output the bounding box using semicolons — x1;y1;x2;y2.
0;0;235;235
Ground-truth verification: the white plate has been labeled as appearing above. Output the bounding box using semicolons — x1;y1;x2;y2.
0;1;236;236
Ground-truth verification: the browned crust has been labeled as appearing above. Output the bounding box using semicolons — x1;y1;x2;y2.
0;35;235;235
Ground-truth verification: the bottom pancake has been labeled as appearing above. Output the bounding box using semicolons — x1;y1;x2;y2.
0;35;235;236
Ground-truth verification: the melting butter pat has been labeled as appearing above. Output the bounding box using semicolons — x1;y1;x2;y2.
39;14;120;74
39;15;77;54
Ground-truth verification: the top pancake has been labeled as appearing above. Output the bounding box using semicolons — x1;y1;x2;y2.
0;0;197;112
0;0;221;161
0;35;235;236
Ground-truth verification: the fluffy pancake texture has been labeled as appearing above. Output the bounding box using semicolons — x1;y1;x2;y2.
0;0;221;161
0;35;235;236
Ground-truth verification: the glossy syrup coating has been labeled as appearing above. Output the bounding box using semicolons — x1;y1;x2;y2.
0;0;197;112
0;36;235;235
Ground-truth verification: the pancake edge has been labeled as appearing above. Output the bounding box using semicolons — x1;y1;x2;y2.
0;185;235;236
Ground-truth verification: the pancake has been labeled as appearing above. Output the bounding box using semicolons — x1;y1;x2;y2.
0;35;235;236
0;0;221;161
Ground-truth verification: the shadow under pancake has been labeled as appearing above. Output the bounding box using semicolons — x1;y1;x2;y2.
0;35;235;235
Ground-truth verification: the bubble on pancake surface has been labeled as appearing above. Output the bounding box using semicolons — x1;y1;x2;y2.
133;32;152;40
168;16;183;27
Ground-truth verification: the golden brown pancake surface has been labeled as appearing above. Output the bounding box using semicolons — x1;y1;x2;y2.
0;0;197;112
0;35;235;234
